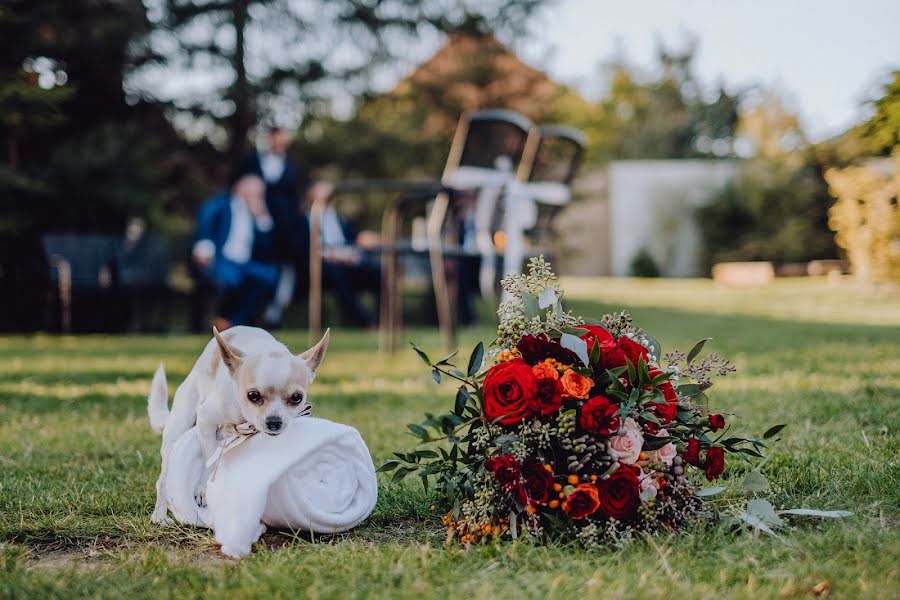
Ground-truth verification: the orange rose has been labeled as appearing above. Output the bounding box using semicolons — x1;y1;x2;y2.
560;369;593;399
531;361;559;380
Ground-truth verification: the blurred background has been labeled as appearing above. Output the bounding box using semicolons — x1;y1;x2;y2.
1;0;897;337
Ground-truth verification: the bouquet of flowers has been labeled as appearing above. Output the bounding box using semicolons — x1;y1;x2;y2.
383;258;780;547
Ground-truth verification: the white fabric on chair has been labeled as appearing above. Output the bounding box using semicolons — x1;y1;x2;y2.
162;417;378;558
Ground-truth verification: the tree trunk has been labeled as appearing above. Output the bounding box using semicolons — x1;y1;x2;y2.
229;0;251;165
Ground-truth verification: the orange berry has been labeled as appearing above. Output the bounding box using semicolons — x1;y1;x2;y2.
552;483;563;492
567;474;580;485
590;474;598;482
561;501;569;511
525;505;538;515
639;452;648;461
549;500;560;509
543;464;553;472
558;492;565;499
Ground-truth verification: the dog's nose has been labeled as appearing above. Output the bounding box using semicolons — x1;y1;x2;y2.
265;416;283;432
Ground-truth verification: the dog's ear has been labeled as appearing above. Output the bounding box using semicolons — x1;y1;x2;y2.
213;326;244;376
300;328;330;375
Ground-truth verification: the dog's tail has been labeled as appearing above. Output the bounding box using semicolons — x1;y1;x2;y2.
148;363;169;434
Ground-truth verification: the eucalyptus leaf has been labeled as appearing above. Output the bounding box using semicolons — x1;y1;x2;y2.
522;292;542;320
737;511;780;537
780;508;853;518
538;287;558;309
411;344;431;366
741;470;770;493
695;486;727;497
560;333;590;367
432;369;441;384
747;499;783;526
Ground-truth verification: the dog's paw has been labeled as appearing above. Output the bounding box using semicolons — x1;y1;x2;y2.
151;509;172;526
194;484;207;507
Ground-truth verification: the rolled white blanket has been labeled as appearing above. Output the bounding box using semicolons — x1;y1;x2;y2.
162;417;378;558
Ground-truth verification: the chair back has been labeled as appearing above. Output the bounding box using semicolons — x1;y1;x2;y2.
40;234;119;288
443;109;535;180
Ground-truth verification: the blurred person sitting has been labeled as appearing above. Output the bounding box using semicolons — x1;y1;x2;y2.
312;182;381;328
190;173;280;329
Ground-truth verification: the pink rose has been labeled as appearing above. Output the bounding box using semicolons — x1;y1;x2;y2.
639;470;659;501
609;418;643;464
648;429;677;466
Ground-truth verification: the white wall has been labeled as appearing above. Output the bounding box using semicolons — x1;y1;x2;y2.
609;160;739;277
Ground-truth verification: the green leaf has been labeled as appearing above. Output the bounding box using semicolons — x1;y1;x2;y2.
454;386;470;416
416;450;439;459
643;334;662;361
411;343;431;366
695;486;726;497
522;292;542;320
560;333;589;367
376;460;400;473
741;470;770;493
467;342;484;377
432;369;441;384
676;383;706;398
763;424;787;439
435;350;459;366
779;508;853;518
737;511;780;537
746;499;783;527
407;424;428;439
559;326;590;336
686;338;711;364
509;511;518;540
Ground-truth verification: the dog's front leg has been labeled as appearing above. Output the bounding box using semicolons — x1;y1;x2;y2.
195;419;220;507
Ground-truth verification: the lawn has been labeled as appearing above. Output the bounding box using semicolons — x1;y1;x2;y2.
1;277;898;599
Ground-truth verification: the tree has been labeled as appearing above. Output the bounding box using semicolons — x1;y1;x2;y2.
862;71;900;156
131;0;547;162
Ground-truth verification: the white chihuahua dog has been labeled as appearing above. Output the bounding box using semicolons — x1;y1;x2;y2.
147;325;330;524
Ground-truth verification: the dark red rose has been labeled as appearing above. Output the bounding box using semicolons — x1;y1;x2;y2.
483;359;537;426
563;483;601;520
647;367;678;424
597;466;641;520
579;395;621;435
529;377;564;415
484;454;520;490
683;438;701;465
517;335;579;366
517;460;554;506
580;325;616;354
708;414;726;431
704;446;725;481
643;420;661;435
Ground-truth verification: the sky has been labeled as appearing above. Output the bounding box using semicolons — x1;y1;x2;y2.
513;0;900;141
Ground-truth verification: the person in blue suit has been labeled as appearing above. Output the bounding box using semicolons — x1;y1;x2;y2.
190;174;280;328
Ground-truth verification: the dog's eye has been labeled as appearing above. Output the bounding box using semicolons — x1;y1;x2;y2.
288;392;304;405
247;390;262;403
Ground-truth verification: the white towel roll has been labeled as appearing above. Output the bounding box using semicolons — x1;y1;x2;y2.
162;417;378;558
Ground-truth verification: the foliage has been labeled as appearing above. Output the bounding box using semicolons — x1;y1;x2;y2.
825;152;900;283
629;248;660;278
862;71;900;155
696;158;839;269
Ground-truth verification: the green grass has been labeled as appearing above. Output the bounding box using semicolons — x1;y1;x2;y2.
1;277;898;599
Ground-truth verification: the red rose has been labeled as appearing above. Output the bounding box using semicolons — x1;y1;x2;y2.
483;359;537;426
517;460;554;506
580;325;616;354
708;414;726;431
597;466;641;520
529;377;564;415
646;367;678;424
484;454;520;490
619;337;650;367
704;446;725;481
683;438;701;465
579;395;621;435
563;483;601;520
